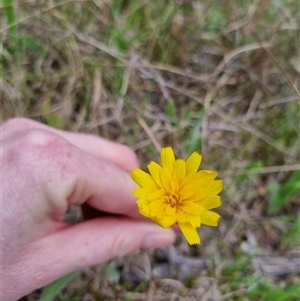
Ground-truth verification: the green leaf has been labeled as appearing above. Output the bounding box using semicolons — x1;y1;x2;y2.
250;279;300;301
165;99;177;126
3;0;17;39
268;170;300;213
235;161;264;185
20;36;41;51
106;264;121;283
264;283;300;301
186;111;206;155
46;114;66;129
206;5;222;33
184;108;192;122
39;270;81;301
267;182;280;210
285;215;300;246
115;29;130;52
4;0;21;63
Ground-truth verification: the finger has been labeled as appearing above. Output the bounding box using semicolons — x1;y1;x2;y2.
64;147;140;218
56;131;138;172
49;217;176;266
1;118;138;172
8;128;139;218
10;218;175;299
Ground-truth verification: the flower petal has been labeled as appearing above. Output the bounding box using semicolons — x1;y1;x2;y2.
180;193;199;203
136;199;151;217
178;222;200;245
180;172;197;190
201;210;220;226
165;205;176;217
180;201;203;214
196;179;222;200
175;207;187;223
148;161;163;187
209;180;223;195
199;196;222;209
156;216;176;228
161;147;175;174
160;168;172;191
131;168;159;189
194;177;221;199
148;189;166;200
197;170;218;180
180;181;199;199
173;159;185;179
196;173;218;189
133;187;154;198
170;179;179;193
188;215;201;228
185;151;202;175
149;199;166;213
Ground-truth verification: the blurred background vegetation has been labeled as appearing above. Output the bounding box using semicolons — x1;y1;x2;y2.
2;0;300;300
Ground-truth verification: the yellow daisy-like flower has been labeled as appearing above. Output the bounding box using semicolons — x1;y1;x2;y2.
130;147;222;245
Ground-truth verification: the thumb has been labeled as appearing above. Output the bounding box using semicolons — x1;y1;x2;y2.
16;218;175;296
47;217;176;266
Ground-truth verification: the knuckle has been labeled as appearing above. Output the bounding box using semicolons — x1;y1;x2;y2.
4;129;72;174
2;129;73;223
20;129;62;149
2;117;37;133
21;130;72;168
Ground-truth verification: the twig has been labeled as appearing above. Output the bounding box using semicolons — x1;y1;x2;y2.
223;164;300;177
212;42;272;78
136;115;162;153
260;95;300;109
213;109;290;155
262;46;300;97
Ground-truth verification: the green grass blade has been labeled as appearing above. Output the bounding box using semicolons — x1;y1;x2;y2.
186;111;206;155
268;170;300;213
3;0;17;37
3;0;20;64
165;99;177;127
39;270;81;301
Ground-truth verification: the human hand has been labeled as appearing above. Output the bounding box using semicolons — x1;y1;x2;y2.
1;118;175;301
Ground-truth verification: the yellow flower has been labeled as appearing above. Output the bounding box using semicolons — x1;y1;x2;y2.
130;147;222;245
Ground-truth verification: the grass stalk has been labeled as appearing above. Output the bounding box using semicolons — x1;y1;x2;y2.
3;0;20;65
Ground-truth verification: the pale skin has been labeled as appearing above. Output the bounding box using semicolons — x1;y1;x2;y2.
1;118;176;301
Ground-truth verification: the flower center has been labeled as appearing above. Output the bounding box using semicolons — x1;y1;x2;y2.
165;192;181;207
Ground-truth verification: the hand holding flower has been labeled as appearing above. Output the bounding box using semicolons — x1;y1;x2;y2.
1;118;175;301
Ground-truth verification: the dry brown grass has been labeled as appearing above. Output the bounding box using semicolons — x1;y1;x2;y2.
2;0;300;300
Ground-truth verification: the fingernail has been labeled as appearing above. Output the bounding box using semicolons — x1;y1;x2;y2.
141;229;175;249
